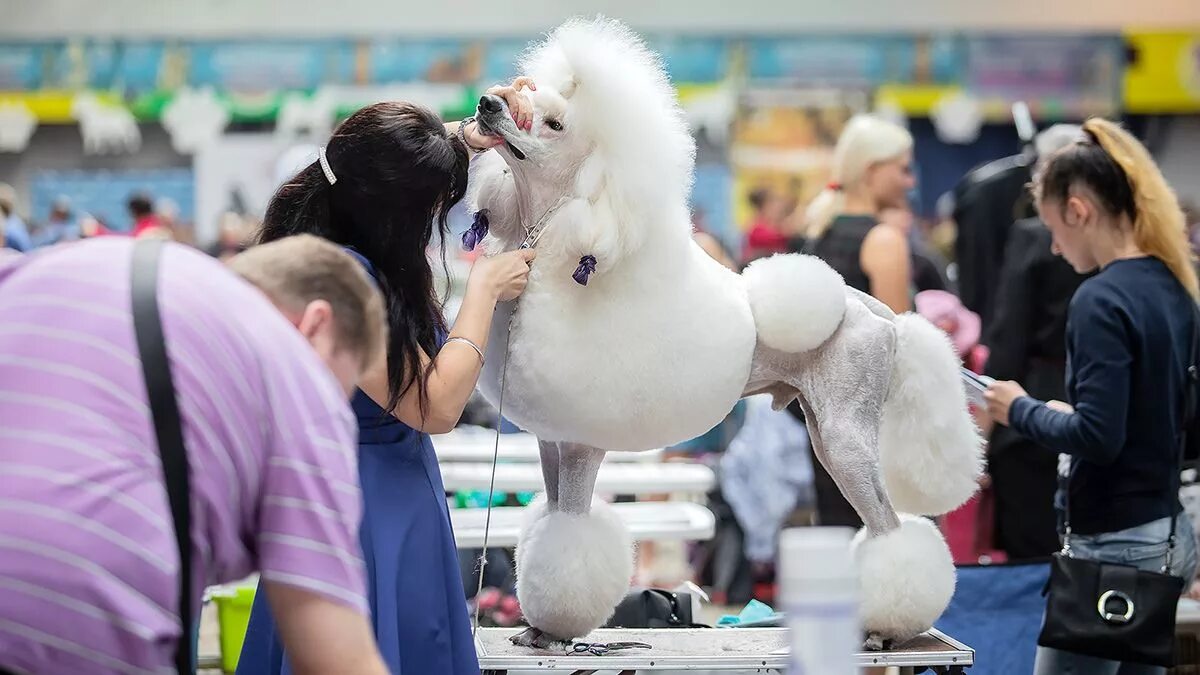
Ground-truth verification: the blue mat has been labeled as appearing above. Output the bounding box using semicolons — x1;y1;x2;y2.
934;562;1050;675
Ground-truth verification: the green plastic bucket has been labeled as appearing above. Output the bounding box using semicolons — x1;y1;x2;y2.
210;584;257;673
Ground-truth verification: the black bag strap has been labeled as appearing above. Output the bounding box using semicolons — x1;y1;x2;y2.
130;239;193;674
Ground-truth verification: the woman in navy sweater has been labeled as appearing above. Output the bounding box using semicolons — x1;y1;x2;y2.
986;118;1199;675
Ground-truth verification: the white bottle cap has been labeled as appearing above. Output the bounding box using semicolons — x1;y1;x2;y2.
779;527;857;585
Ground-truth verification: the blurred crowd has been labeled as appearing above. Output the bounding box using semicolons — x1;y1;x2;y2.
0;183;259;260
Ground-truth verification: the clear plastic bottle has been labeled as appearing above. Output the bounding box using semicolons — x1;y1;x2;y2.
779;527;859;675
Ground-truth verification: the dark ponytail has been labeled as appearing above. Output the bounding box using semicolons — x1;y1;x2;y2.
260;102;471;417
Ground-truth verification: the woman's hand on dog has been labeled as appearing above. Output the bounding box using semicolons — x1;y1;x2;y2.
462;77;537;150
469;248;538;302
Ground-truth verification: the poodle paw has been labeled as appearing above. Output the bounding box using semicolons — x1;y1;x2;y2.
863;632;891;651
509;626;571;651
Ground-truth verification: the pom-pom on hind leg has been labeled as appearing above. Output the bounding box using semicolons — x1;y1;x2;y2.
748;297;957;645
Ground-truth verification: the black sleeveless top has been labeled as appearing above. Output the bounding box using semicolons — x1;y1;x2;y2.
804;214;876;294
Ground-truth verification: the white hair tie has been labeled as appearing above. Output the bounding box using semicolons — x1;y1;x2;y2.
318;146;337;185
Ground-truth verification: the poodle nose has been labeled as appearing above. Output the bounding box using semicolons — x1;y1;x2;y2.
478;94;504;115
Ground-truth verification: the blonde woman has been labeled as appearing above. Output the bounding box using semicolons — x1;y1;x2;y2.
802;114;916;315
986;119;1199;675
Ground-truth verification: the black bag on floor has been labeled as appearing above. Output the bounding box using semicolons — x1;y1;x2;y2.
604;588;702;629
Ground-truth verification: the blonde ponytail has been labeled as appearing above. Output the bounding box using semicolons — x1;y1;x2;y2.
805;114;913;239
1084;118;1199;300
804;187;847;240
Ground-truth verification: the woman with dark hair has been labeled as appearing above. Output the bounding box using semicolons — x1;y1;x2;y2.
237;81;537;675
987;118;1199;675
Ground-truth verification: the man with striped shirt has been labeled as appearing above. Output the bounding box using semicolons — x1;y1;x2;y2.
0;236;390;675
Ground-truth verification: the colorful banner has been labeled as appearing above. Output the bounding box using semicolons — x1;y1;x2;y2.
370;40;482;84
189;41;355;93
0;43;48;90
1124;31;1200;113
963;35;1122;118
650;36;729;83
747;35;959;88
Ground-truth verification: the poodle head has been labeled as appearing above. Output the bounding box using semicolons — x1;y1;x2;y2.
475;16;696;255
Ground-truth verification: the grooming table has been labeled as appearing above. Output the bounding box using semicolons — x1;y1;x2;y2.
476;627;973;673
452;501;716;548
441;462;715;495
433;429;664;463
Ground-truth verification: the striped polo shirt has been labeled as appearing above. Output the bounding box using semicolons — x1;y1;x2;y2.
0;239;367;674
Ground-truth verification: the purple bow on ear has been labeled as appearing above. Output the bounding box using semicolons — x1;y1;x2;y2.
462;210;490;251
573;254;597;286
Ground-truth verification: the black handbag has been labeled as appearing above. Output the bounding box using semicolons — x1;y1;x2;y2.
131;240;195;674
603;588;703;629
1037;303;1200;667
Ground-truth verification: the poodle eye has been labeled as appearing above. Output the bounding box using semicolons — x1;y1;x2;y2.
545;119;563;132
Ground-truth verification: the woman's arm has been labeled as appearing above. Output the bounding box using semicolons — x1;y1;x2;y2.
860;223;912;313
360;248;536;433
986;292;1132;464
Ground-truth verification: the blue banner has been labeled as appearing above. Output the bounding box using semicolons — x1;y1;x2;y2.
650;36;730;83
370;39;481;84
0;43;47;90
189;41;354;92
747;35;960;87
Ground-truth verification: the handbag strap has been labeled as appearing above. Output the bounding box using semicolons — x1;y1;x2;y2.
1062;301;1200;570
130;239;193;674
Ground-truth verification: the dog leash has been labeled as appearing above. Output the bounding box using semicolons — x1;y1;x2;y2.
471;310;513;636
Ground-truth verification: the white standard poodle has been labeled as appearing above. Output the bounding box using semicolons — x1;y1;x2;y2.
466;16;983;650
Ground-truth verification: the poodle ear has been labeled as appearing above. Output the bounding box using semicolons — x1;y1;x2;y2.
558;153;640;275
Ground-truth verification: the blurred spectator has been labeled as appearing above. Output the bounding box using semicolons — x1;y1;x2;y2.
950;148;1035;331
799;114;915;314
952;124;1083;331
916;290;986;373
128;192;172;239
0;183;32;252
983;124;1088;561
79;214;116;238
31;196;80;248
742;187;790;261
208;211;255;262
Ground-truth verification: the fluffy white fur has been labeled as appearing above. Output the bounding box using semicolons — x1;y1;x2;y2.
743;254;846;353
880;314;985;515
515;498;634;639
852;514;956;642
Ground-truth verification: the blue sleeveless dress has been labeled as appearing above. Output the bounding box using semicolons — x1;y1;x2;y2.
236;251;479;675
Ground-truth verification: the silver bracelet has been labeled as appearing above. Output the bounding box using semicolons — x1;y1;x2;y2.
444;336;485;365
457;116;486;155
